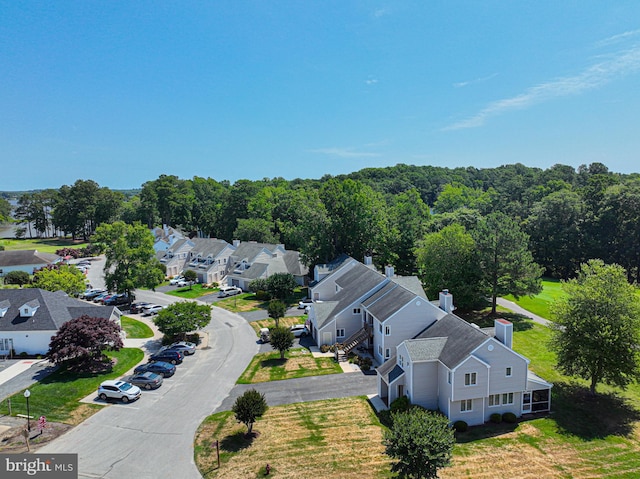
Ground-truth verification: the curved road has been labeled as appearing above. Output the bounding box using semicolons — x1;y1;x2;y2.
39;260;259;479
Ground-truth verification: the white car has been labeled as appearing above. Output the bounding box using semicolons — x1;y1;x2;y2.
218;286;242;297
290;325;310;338
298;298;313;309
97;380;141;403
176;279;193;287
142;305;164;316
169;276;185;285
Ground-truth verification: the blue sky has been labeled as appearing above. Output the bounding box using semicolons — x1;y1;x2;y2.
2;1;640;191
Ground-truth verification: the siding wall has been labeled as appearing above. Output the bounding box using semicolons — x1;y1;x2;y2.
409;361;439;410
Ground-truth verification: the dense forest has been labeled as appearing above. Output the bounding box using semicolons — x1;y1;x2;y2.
3;162;640;288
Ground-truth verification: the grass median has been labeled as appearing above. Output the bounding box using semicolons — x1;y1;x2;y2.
120;316;154;339
237;348;341;384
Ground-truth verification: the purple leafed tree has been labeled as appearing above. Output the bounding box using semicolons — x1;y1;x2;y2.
47;315;123;371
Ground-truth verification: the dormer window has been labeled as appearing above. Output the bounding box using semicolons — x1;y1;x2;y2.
20;299;40;317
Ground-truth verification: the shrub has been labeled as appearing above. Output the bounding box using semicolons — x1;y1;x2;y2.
390;395;411;412
453;420;468;432
320;344;331;353
4;270;30;286
502;412;517;423
490;413;502;424
359;356;372;371
255;290;270;301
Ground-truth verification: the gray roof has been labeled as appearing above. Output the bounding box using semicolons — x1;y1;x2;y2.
0;250;61;268
313;263;387;329
377;356;405;383
234;262;269;280
283;251;308;276
412;314;490;369
0;289;116;332
392;276;427;298
230;242;282;263
189;238;230;258
404;337;448;362
314;254;352;278
362;280;426;321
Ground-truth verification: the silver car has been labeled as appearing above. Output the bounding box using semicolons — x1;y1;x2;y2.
98;380;141;403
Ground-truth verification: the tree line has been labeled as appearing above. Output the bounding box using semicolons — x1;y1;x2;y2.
7;162;640;285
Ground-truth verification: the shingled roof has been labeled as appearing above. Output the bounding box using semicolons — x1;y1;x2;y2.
0;250;61;268
0;289;116;332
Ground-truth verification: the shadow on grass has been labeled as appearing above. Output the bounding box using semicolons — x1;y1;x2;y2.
454;421;519;443
260;358;287;368
552;382;640;439
220;430;255;452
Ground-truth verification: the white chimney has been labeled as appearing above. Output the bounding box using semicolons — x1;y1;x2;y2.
364;255;372;266
385;265;394;278
494;318;513;349
439;289;454;313
233;239;240;247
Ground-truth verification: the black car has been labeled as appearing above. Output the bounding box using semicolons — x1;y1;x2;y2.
128;371;163;390
103;293;134;306
149;350;184;365
133;361;176;378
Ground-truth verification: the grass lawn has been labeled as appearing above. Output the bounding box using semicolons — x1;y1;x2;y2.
0;238;90;254
214;293;268;313
194;396;391;479
0;348;143;424
120;316;154;339
248;316;307;336
237;348;342;384
504;277;566;320
165;284;219;299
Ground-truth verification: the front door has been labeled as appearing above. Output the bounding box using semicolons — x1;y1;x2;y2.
322;332;332;345
398;384;404;398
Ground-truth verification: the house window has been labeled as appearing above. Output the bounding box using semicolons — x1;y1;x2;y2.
488;394;500;407
385;326;390;336
447;372;451;384
336;329;345;338
353;308;361;315
399;355;403;367
378;345;383;356
464;372;477;386
502;393;514;405
506;367;512;377
460;399;473;412
379;323;382;333
385;348;390;359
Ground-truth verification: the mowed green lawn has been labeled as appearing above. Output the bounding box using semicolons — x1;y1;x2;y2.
0;238;90;254
120;316;154;339
504;278;565;320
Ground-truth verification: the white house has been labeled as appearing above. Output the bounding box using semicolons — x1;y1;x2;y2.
0;289;121;356
225;241;308;291
377;315;553;426
0;250;62;277
159;238;236;284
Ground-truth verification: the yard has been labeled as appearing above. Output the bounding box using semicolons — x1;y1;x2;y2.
0;238;90;254
120;316;154;339
504;277;565;320
165;284;219;299
194;396;391;479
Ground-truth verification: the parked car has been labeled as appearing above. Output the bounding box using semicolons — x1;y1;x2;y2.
164;341;196;355
142;305;164;316
149;350;184;365
218;286;242;297
128;371;163;390
298;298;313;309
97;380;141;403
93;292;112;303
133;361;176;378
259;328;270;343
130;302;151;314
82;289;107;300
176;279;193;287
169;276;185;285
290;324;309;338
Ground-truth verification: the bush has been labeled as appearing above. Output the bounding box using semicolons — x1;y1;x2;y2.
453;420;468;432
490;413;502;424
502;412;517;423
255;290;270;301
390;395;411;412
320;344;331;353
4;270;30;286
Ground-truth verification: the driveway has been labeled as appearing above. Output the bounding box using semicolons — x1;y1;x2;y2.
39;291;259;479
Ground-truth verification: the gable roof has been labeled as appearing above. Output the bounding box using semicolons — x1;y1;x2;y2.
231;242;283;263
0;250;61;268
404;337;448;362
362;280;426;321
377;355;405;383
314;254;352;278
0;289;116;332
189;238;231;258
391;276;427;298
412;314;490;369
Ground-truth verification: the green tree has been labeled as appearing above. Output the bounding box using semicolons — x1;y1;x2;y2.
266;273;297;301
473;212;543;314
154;301;212;340
0;197;11;222
267;299;287;328
4;270;30;286
270;326;294;360
92;221;165;303
232;388;268;435
183;269;197;289
416;224;483;311
233;218;279;243
551;260;640;395
248;278;269;295
384;408;455;479
32;264;86;295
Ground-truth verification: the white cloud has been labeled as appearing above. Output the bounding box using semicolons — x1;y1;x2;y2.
453;73;498;88
445;44;640;130
308;147;381;158
596;30;640;48
373;7;390;18
366;78;379;85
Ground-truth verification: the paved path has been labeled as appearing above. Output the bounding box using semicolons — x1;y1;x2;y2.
496;297;552;327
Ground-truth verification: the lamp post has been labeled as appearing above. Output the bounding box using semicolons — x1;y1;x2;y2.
23;389;31;432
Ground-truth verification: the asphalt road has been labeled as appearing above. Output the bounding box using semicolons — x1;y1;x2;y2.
39;289;259;479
